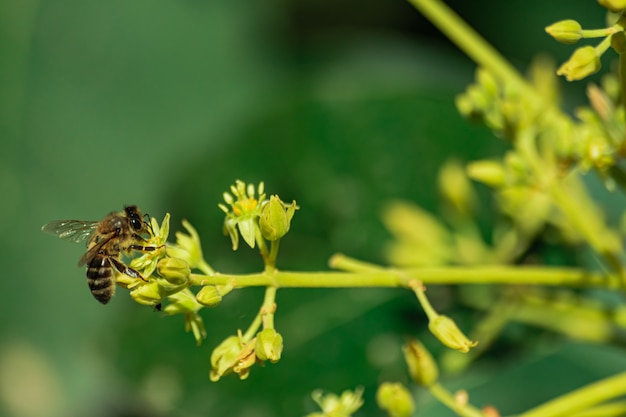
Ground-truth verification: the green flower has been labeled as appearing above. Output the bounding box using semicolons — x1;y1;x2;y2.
210;333;257;381
130;214;169;278
308;387;364;417
218;180;266;250
166;219;212;274
163;288;206;345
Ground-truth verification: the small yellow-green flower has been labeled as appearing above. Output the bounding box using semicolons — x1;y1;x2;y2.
210;333;257;381
166;219;213;274
163;288;206;345
130;214;169;278
376;382;415;417
218;180;266;250
308;387;364;417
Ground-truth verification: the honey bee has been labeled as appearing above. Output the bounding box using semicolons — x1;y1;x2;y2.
42;206;158;304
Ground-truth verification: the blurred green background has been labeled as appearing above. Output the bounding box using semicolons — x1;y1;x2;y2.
1;1;621;416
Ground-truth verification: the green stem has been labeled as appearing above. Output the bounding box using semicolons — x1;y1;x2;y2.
429;383;485;417
266;239;280;272
581;26;621;38
519;372;626;417
241;311;263;343
261;286;277;329
190;264;620;289
407;0;529;93
409;281;439;320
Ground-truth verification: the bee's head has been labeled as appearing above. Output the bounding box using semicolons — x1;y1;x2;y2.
124;205;144;231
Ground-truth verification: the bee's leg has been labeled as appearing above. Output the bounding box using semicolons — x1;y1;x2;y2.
127;243;163;252
109;257;148;281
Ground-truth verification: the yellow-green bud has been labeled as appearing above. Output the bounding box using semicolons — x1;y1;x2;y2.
428;315;478;353
599;0;626;12
545;20;582;44
130;281;164;306
196;285;223;307
163;289;203;315
557;46;601;81
466;160;507;187
157;257;190;285
255;328;283;363
402;339;438;387
476;68;499;97
438;159;476;215
259;195;297;241
376;382;415;417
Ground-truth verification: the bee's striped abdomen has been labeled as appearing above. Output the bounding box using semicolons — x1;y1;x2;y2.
86;255;115;304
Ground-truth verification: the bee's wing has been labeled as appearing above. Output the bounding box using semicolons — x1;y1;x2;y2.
41;220;99;244
77;232;117;267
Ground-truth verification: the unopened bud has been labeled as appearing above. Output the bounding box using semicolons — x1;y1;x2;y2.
438;159;476;215
467;160;507;187
557;46;601;81
196;285;223;307
545;20;582;44
255;328;283;363
259;195;297;241
157;257;190;285
599;0;626;12
428;315;478;353
402;339;438;387
130;281;164;306
376;382;415;417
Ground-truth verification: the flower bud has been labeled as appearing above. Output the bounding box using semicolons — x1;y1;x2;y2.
402;339;438;387
255;328;283;363
376;382;415;417
466;160;507;187
259;195;298;241
196;285;223;307
157;257;190;285
130;281;164;306
545;20;582;44
438;159;476;215
428;315;478;353
163;288;202;315
599;0;626;12
557;46;601;81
